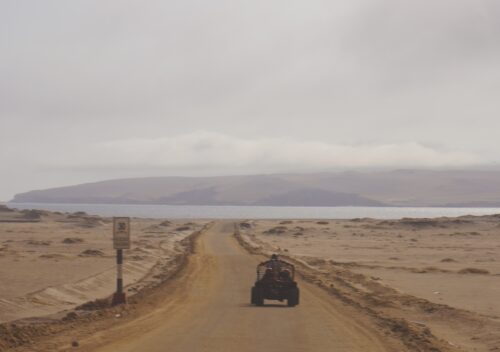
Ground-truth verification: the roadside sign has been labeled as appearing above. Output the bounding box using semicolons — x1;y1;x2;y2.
113;217;130;249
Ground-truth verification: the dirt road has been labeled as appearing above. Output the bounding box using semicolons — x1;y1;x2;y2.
84;221;399;352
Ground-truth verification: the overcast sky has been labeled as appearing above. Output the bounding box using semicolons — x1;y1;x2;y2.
1;0;500;200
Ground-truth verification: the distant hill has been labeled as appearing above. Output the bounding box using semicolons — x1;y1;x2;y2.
10;170;500;207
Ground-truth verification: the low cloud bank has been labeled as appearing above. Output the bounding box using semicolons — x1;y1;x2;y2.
49;131;484;173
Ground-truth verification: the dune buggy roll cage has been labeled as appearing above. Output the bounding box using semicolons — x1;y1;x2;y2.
256;260;295;280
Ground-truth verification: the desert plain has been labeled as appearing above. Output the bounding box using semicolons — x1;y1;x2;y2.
238;216;500;351
0;205;208;324
1;204;499;351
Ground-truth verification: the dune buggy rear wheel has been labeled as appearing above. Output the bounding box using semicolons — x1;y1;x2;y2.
287;287;299;307
252;286;264;306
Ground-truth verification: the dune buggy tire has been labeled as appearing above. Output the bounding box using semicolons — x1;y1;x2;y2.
251;286;257;305
287;287;300;307
253;287;264;306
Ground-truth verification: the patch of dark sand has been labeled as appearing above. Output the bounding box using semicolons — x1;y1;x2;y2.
62;237;84;244
22;209;46;220
0;205;14;212
78;249;105;257
458;268;490;274
263;226;287;234
39;253;67;260
76;298;110;311
129;255;146;261
67;211;88;218
378;217;474;229
239;222;251;229
26;240;51;246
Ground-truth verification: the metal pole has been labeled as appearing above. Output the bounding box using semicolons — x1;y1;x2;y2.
112;249;126;305
117;249;123;294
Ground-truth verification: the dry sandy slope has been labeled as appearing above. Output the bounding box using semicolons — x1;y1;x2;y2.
0;206;207;323
238;217;500;351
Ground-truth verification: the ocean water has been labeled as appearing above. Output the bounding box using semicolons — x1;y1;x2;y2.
7;203;500;219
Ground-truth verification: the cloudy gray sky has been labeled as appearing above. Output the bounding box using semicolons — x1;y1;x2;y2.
1;0;500;200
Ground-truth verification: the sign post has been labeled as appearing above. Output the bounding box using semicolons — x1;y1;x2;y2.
112;217;130;306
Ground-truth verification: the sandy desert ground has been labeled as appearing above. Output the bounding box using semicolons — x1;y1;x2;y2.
0;205;208;323
5;221;416;352
237;216;500;351
2;206;500;352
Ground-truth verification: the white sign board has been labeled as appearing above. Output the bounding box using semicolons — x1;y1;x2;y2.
113;217;130;249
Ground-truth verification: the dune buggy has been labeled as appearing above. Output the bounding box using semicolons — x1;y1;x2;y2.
251;255;300;307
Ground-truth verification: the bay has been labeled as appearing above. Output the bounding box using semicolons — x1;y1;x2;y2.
7;203;500;219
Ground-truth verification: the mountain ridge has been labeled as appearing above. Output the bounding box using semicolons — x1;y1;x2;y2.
11;170;500;207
